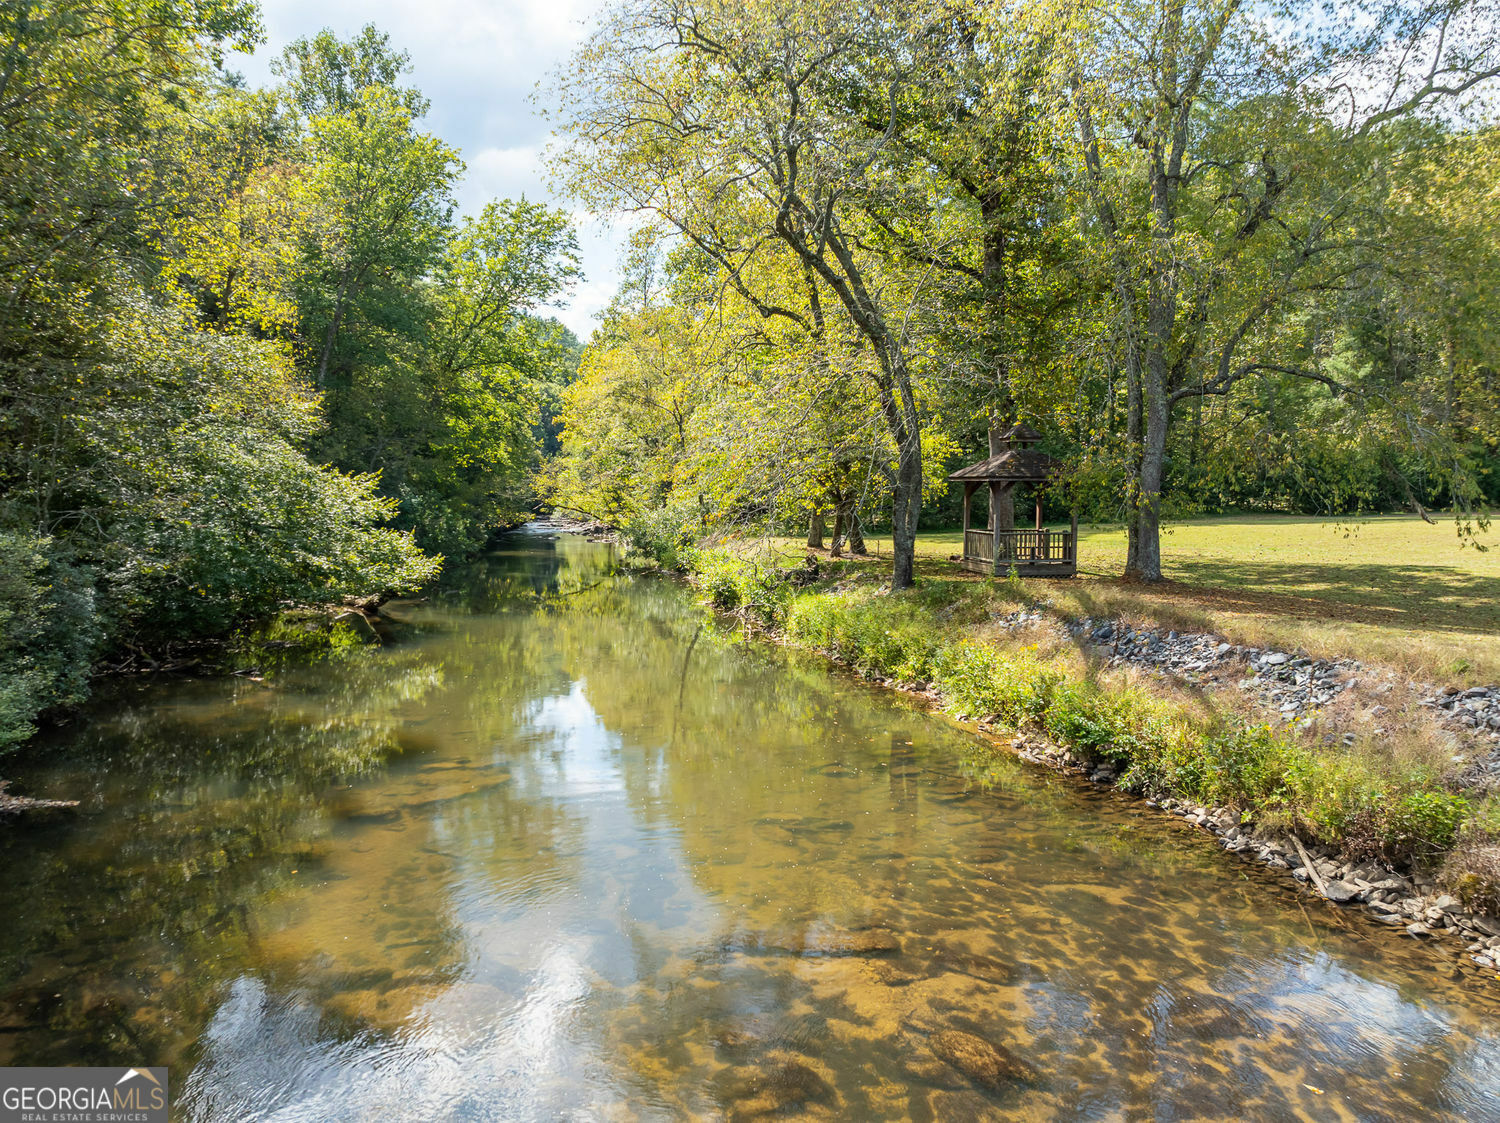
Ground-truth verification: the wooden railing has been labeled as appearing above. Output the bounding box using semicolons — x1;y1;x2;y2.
963;528;1075;565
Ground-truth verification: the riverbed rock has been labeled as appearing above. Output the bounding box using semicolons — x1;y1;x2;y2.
720;1058;835;1119
802;927;901;957
897;1056;968;1091
929;1029;1035;1090
919;946;1017;985
868;961;923;987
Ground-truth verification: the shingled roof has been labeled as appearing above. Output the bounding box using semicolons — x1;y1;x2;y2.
948;446;1061;483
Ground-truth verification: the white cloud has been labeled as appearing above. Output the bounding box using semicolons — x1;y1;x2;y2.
459;145;546;209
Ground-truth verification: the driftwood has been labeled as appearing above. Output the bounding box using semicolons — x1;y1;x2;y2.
1292;836;1330;897
0;780;78;816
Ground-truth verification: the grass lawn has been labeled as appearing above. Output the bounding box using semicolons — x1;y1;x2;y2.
773;514;1500;685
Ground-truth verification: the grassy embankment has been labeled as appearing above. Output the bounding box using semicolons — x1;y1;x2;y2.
799;515;1500;685
680;514;1500;908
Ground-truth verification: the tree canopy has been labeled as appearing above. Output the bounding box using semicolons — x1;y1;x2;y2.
548;0;1500;587
0;9;580;746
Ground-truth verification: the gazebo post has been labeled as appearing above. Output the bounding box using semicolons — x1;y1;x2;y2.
961;482;976;562
990;482;1003;575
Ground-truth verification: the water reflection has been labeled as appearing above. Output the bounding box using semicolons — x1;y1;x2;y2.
2;529;1499;1121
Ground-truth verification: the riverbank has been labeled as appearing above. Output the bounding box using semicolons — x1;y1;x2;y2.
777;515;1500;686
678;543;1500;981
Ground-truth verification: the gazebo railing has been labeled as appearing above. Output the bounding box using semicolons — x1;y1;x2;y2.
963;528;1074;565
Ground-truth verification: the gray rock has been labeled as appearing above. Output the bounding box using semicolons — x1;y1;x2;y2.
1406;923;1434;938
1322;880;1361;903
1263;652;1291;666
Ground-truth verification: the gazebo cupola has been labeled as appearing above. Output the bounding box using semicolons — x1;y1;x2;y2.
948;423;1077;577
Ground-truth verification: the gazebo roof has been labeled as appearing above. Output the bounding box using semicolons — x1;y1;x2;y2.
998;422;1043;445
948;446;1060;484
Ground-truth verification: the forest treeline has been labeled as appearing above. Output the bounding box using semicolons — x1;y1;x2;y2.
0;4;580;747
544;0;1500;588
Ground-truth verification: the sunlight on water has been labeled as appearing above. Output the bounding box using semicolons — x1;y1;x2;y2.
3;528;1500;1121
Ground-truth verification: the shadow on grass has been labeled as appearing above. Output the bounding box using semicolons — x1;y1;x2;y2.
1151;561;1500;635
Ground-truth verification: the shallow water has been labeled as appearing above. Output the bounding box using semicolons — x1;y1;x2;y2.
3;529;1500;1121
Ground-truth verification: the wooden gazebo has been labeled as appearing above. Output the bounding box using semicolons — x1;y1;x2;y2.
949;423;1077;577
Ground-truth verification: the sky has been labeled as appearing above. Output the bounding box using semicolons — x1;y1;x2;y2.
236;0;617;341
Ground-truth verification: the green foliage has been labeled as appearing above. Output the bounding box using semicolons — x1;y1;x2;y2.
1382;789;1469;862
0;15;575;745
623;504;700;572
0;534;100;751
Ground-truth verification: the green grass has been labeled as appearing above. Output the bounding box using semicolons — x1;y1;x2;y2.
765;514;1500;684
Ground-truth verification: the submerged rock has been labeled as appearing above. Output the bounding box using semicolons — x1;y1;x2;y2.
929;1029;1036;1090
731;926;901;958
868;961;922;987
921;946;1017;985
720;1058;835;1119
804;927;901;957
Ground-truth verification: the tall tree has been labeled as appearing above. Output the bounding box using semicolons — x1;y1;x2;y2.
555;0;952;589
1037;0;1500;580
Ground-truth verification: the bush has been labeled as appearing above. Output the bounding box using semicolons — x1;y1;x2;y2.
0;534;101;751
622;504;699;571
1381;789;1468;863
933;641;1058;726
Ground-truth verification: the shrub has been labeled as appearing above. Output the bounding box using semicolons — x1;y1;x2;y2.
622;503;699;571
0;534;101;751
931;641;1059;726
1381;789;1469;863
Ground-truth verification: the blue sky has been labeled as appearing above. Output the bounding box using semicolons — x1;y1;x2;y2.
236;0;616;340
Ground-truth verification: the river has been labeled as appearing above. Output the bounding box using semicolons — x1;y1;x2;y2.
2;528;1499;1121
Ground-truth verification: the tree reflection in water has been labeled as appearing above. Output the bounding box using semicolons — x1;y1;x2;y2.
2;529;1499;1121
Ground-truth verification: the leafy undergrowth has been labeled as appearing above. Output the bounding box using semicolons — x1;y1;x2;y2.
683;545;1500;910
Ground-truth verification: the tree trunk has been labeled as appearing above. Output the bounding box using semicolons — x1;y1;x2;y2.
1127;186;1173;586
315;270;352;390
847;509;866;555
829;506;845;558
1127;362;1169;583
806;509;825;549
1123;342;1146;577
889;428;921;590
987;418;1015;532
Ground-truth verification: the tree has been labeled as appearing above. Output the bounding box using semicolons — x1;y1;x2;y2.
299;86;459;390
555;0;954;589
1037;0;1500;580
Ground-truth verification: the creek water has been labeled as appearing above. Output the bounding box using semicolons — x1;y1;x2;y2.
3;528;1500;1121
